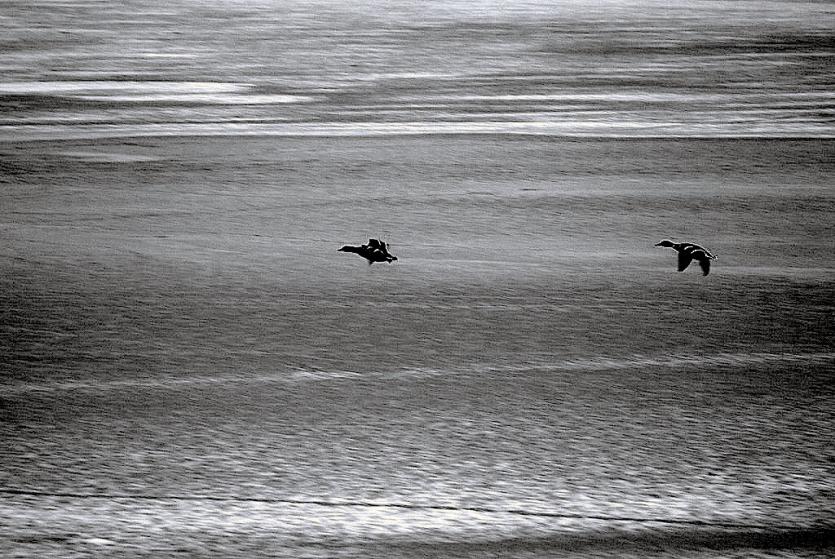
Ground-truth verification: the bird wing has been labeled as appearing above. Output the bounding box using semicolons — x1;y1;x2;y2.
677;251;693;272
695;253;711;276
689;244;715;259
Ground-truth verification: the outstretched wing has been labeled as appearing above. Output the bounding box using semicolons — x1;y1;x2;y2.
339;245;359;253
695;253;711;276
677;251;693;272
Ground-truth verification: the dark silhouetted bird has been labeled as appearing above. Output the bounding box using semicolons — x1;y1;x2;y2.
655;240;716;276
338;238;398;264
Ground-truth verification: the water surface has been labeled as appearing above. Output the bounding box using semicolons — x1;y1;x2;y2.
1;1;834;558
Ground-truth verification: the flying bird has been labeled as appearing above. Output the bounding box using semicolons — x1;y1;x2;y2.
655;240;716;276
338;238;398;264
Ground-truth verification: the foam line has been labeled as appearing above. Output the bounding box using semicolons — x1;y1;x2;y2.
0;487;799;531
3;121;834;142
0;81;248;95
2;352;832;394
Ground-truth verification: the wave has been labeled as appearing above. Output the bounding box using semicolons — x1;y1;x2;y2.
0;81;314;107
3;351;833;394
396;91;835;103
483;351;835;373
0;81;249;95
74;93;314;104
1;487;831;551
396;526;835;554
3;120;834;142
390;351;835;379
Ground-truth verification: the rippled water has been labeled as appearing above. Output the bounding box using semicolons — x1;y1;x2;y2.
1;0;834;140
1;1;834;558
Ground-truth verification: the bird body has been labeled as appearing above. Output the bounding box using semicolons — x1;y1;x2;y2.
655;240;716;276
338;238;398;264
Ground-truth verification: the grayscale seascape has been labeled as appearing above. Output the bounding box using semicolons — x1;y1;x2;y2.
1;1;834;557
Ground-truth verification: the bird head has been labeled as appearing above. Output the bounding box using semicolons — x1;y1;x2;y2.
655;240;675;248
